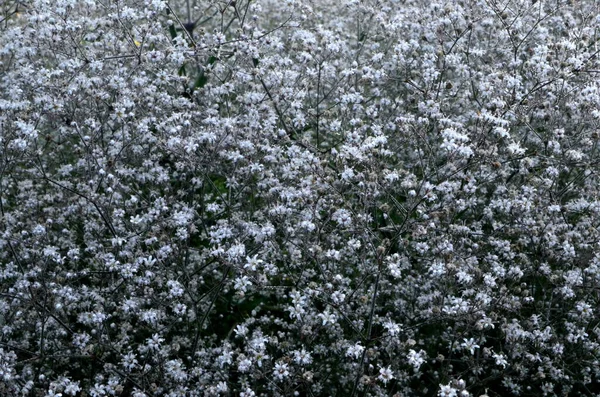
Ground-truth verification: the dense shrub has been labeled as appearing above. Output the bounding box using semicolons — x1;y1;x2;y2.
2;0;600;395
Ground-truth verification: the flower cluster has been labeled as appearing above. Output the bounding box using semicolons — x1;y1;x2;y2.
2;0;600;395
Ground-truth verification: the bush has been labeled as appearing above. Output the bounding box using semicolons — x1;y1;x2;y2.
2;0;600;395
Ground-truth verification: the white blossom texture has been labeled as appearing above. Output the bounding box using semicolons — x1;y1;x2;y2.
2;0;600;395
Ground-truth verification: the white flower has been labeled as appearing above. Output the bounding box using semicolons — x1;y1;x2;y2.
438;383;458;397
240;388;256;397
234;324;249;338
377;366;394;384
383;320;401;336
149;0;167;11
146;334;164;351
167;280;184;298
273;362;289;380
215;381;228;393
407;349;426;371
234;276;253;294
318;311;337;326
238;358;252;373
576;301;593;318
293;349;313;365
332;209;352;227
244;255;263;271
32;224;46;235
461;338;480;355
121;351;138;371
429;261;446;277
146;50;165;63
346;343;364;359
507;142;525;156
493;353;508;369
341;167;355;180
63;380;81;396
493;126;510;138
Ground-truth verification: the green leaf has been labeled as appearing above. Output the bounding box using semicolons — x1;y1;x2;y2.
194;72;208;89
169;24;177;40
193;57;218;89
208;175;228;195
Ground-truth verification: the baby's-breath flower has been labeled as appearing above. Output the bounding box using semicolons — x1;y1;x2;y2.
461;338;480;355
377;366;394;384
438;383;458;397
407;349;426;371
346;343;364;359
4;0;600;394
493;353;508;369
293;348;313;365
273;362;290;380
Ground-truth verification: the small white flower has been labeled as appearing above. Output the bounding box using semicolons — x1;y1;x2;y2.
461;338;480;355
407;349;426;371
383;320;401;336
215;381;228;392
507;142;525;156
234;276;252;294
146;333;164;351
146;50;164;63
577;301;593;318
166;280;184;298
273;362;289;380
293;348;313;365
130;214;144;225
63;380;81;396
377;366;394;384
438;383;458;397
346;343;364;359
240;388;256;397
238;358;252;373
341;167;355;181
121;351;138;371
244;255;263;271
318;311;337;326
234;324;249;338
493;352;508;368
32;224;46;235
332;208;352;227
